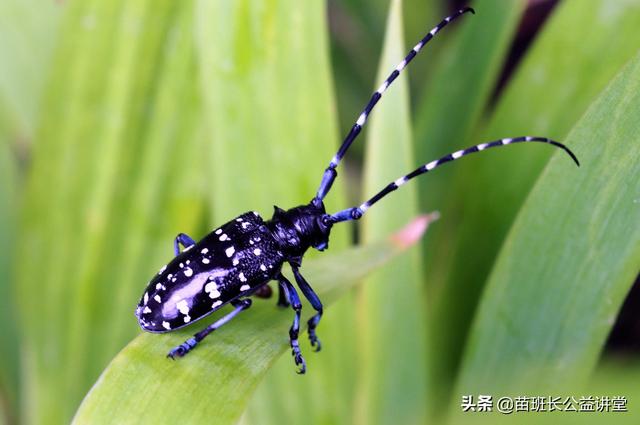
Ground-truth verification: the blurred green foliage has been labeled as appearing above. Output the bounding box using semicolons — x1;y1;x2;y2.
1;0;639;424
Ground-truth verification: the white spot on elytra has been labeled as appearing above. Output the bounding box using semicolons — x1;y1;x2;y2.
236;217;243;222
202;258;210;264
240;284;250;291
212;300;223;309
205;282;221;299
184;315;191;323
184;267;193;277
143;306;151;314
179;262;184;268
226;246;235;257
219;234;229;241
176;300;189;315
156;283;163;290
242;222;250;229
253;211;259;216
201;248;209;254
215;228;222;235
154;295;161;303
158;265;167;274
260;264;267;271
143;292;149;304
239;272;246;282
162;321;171;330
232;258;239;266
253;248;261;256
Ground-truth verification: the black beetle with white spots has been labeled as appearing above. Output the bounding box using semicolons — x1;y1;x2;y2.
135;7;579;374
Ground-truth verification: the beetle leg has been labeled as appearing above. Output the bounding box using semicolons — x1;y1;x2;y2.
173;233;196;256
277;283;290;308
167;299;252;359
253;284;273;299
291;264;323;352
278;273;306;374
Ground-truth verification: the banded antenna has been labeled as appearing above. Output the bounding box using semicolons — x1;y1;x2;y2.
330;137;579;223
313;7;475;205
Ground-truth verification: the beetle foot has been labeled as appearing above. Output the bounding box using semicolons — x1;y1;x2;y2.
291;340;306;374
308;330;322;352
167;337;197;359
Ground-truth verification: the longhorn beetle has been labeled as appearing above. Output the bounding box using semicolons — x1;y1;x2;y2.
135;7;579;374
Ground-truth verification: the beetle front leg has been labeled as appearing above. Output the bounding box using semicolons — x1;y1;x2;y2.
173;233;196;256
291;264;323;352
277;273;306;374
167;299;252;359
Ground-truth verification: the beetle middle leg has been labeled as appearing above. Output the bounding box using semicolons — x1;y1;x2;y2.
167;299;252;359
278;273;306;374
291;264;323;351
174;233;196;256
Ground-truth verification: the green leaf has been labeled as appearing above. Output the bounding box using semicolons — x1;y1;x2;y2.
194;1;356;423
453;49;640;406
425;0;640;406
0;122;18;425
354;0;428;423
0;0;61;140
16;2;207;423
72;219;434;424
411;0;525;407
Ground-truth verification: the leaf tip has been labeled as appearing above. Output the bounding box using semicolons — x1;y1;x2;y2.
390;212;439;249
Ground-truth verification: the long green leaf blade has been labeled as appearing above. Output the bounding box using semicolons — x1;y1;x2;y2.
425;1;640;406
0;0;61;140
454;50;640;407
356;1;428;423
72;219;433;424
195;2;358;423
411;0;526;408
16;2;206;423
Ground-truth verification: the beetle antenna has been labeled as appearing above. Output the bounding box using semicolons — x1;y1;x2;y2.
330;136;579;223
312;7;475;206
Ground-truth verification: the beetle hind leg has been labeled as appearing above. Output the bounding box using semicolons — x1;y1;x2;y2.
167;299;252;359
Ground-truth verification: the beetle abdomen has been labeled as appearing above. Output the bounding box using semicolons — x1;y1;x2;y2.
136;211;285;332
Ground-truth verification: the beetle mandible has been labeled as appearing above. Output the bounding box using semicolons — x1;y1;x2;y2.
135;7;579;374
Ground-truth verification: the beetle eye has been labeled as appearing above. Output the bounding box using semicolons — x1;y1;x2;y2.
320;215;332;227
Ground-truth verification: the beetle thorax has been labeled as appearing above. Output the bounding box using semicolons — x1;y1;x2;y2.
266;202;333;257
